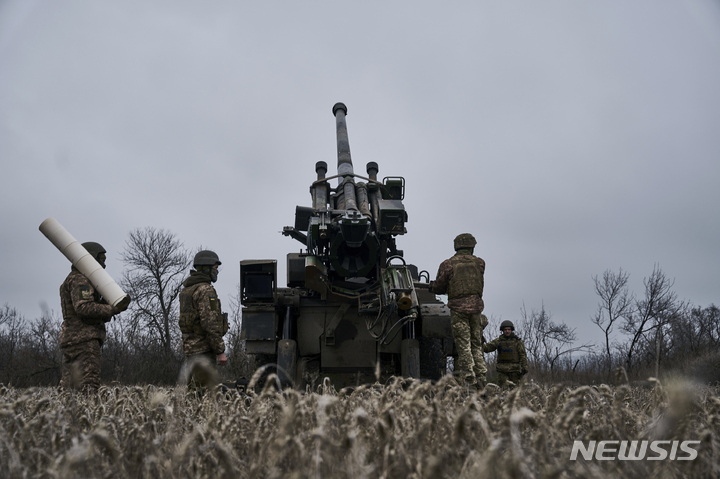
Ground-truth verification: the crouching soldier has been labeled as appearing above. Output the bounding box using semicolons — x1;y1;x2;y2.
179;250;229;391
483;320;528;387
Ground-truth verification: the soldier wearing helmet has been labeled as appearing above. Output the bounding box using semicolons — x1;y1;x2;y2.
59;241;130;391
179;250;229;389
483;320;528;387
429;233;487;390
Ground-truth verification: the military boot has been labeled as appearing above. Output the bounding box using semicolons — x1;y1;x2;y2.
462;375;477;390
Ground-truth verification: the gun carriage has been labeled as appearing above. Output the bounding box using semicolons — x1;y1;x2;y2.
239;103;452;389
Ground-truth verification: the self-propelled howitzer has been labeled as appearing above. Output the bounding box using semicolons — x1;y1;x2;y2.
239;103;452;389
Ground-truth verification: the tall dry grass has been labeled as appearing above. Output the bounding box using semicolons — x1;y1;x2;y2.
1;376;718;478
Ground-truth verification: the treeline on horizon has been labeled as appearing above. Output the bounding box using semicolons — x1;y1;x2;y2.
1;227;718;388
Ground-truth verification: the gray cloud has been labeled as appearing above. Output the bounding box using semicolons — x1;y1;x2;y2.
1;0;719;348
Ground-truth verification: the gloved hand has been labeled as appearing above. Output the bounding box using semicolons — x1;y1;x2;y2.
112;295;132;315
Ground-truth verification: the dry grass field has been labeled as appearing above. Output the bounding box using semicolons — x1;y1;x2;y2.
1;376;718;478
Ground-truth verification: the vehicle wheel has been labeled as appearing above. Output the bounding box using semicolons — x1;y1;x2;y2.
419;337;446;380
249;353;279;393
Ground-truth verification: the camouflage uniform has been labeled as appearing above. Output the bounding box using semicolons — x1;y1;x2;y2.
59;269;115;391
430;240;487;388
483;333;528;387
178;269;228;388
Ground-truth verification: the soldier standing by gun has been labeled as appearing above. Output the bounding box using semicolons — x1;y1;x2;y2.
178;250;229;390
483;320;528;387
429;233;488;390
59;242;129;392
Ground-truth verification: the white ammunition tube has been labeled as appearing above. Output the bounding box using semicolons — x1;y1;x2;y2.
39;217;129;308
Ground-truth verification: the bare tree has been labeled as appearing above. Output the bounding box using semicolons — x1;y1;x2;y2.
0;303;17;328
119;228;191;358
692;304;720;351
0;304;26;383
591;268;633;376
621;264;686;373
27;307;62;379
519;303;593;378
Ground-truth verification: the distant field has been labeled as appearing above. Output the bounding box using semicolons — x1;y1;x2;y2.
1;377;718;478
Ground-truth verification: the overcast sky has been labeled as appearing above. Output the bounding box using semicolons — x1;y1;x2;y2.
1;0;719;348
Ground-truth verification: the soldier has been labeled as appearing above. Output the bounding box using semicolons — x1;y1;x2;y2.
483;320;528;387
59;242;129;392
178;250;229;389
429;233;487;389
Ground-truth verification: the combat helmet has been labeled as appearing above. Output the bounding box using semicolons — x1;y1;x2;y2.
194;250;222;268
453;233;477;251
500;320;515;331
82;242;107;267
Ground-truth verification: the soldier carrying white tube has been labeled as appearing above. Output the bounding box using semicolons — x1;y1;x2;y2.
40;218;131;392
58;241;130;392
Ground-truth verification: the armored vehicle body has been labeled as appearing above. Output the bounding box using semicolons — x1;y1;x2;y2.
239;103;452;389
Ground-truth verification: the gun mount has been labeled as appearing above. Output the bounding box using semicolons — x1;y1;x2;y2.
240;103;452;389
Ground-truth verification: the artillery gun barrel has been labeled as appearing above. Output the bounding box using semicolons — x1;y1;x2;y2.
333;102;353;178
333;102;358;211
